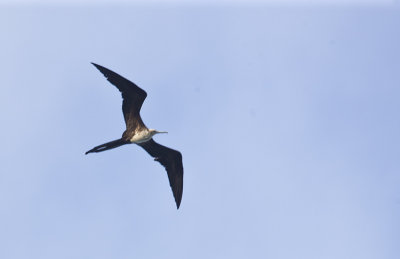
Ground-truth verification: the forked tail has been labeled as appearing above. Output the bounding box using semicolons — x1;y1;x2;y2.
85;138;129;155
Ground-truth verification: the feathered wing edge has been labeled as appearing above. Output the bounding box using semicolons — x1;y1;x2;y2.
138;139;184;209
91;62;148;131
85;138;129;155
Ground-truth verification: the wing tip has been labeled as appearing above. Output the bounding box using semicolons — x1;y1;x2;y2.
174;187;183;209
176;199;181;209
91;62;101;69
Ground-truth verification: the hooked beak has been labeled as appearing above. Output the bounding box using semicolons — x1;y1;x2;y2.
156;131;168;134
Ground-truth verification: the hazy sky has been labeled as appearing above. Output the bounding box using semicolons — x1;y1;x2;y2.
0;3;399;259
0;0;398;5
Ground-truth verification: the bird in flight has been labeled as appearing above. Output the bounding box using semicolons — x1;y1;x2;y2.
85;63;183;209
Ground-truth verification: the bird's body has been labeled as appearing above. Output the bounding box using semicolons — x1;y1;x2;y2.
85;63;183;209
128;128;155;143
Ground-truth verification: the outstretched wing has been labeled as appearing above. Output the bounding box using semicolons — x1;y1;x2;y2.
91;63;147;132
138;139;184;209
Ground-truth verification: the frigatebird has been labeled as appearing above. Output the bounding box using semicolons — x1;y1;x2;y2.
85;63;183;209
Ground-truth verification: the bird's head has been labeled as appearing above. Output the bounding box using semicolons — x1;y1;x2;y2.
149;129;168;137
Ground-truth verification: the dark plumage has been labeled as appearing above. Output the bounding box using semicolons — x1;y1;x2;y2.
85;63;184;209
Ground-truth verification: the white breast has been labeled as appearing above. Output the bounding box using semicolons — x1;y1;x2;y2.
130;130;152;143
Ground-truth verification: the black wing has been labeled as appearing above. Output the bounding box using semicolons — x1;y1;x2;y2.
139;139;184;209
91;63;147;132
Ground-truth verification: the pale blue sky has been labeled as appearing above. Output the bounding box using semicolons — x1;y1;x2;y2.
0;0;396;5
0;3;399;259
